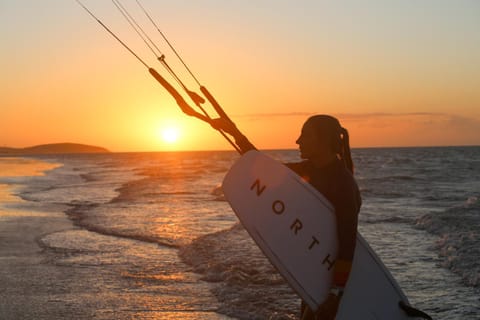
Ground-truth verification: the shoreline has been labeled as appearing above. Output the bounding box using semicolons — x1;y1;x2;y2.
0;157;83;318
0;157;232;319
0;212;79;318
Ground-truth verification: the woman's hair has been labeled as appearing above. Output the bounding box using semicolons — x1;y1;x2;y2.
306;115;354;173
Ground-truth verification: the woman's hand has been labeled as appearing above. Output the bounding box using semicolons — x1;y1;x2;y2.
210;117;241;137
210;117;256;153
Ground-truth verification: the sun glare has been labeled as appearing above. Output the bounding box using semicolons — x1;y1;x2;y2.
161;127;180;144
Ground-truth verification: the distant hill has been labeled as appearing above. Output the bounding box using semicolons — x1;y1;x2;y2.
0;143;109;155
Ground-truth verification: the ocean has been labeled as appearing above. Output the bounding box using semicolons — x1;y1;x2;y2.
0;147;479;319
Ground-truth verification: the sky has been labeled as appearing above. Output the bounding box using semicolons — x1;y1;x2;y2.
1;0;479;152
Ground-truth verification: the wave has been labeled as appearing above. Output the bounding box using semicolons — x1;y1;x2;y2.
65;203;181;249
416;196;480;287
210;184;226;201
179;224;299;319
362;215;413;224
364;175;419;182
110;191;198;203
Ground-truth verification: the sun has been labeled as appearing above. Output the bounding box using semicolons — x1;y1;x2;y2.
161;126;180;144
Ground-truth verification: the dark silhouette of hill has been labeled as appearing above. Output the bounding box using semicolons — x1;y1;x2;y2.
0;143;109;155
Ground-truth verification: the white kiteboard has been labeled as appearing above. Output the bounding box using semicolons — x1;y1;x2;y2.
222;150;416;319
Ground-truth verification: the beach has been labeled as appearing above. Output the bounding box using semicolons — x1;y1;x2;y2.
1;149;479;319
0;158;107;319
0;211;76;318
0;158;80;318
0;215;230;319
0;157;232;319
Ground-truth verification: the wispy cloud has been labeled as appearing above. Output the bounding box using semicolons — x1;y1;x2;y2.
233;112;315;120
234;111;480;129
340;112;480;132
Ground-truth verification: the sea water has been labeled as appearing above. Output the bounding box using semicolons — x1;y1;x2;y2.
1;147;479;319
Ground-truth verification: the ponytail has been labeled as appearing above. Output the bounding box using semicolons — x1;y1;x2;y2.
340;127;354;174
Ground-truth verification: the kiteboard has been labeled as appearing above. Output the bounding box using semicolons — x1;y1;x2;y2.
222;150;420;319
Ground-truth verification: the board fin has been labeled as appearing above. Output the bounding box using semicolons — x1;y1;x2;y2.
399;301;433;319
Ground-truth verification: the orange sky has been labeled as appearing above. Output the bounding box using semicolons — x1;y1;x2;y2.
1;1;479;152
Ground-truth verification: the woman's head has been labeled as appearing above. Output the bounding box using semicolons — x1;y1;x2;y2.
296;115;354;173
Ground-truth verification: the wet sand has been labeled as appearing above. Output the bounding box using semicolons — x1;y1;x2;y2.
0;158;232;319
0;212;84;318
0;159;95;318
0;213;231;319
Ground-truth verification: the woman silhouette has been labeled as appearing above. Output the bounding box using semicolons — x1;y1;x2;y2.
212;115;361;319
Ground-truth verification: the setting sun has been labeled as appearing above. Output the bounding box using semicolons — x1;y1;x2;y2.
160;126;180;144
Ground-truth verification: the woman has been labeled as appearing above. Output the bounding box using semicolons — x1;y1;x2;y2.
212;115;361;319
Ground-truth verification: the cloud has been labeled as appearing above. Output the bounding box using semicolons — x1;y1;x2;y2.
233;112;315;120
233;111;480;146
235;111;480;130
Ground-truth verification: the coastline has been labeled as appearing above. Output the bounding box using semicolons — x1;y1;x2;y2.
0;157;232;319
0;157;81;318
0;213;78;318
1;148;478;319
